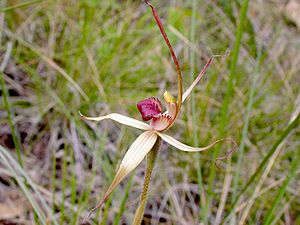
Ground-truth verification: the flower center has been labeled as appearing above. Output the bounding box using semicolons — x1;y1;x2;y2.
137;94;178;132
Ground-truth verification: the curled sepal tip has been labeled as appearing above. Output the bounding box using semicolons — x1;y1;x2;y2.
156;132;238;169
215;138;238;170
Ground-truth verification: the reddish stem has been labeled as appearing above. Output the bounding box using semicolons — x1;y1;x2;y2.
145;0;182;109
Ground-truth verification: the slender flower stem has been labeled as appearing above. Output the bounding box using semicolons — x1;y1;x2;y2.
132;137;161;225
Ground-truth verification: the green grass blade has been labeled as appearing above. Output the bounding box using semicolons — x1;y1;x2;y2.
205;0;249;222
224;112;300;221
229;46;264;225
237;114;299;198
263;141;300;224
113;174;134;225
3;30;89;101
231;47;263;202
189;0;204;222
100;197;113;225
0;145;59;225
70;148;77;207
52;151;57;223
220;0;250;125
0;150;47;225
60;147;68;225
0;0;44;12
0;42;23;166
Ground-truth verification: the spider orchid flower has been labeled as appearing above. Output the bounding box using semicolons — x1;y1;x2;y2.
80;57;235;213
80;0;237;216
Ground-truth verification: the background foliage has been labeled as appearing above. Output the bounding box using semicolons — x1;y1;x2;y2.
0;0;299;224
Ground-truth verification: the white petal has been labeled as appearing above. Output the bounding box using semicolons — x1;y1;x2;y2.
157;132;234;152
87;131;157;215
79;112;152;130
121;130;158;169
182;57;212;103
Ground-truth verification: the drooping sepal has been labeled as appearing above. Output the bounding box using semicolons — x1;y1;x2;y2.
137;97;162;121
86;131;158;217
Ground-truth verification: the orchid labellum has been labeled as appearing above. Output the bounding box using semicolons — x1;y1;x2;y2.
81;0;237;219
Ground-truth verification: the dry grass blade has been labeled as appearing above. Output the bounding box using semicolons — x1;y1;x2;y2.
0;145;59;225
238;97;300;224
0;0;44;12
2;29;89;101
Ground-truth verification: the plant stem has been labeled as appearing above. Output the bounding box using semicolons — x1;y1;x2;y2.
132;137;161;225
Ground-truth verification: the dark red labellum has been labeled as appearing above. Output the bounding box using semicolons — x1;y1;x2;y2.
137;97;162;121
